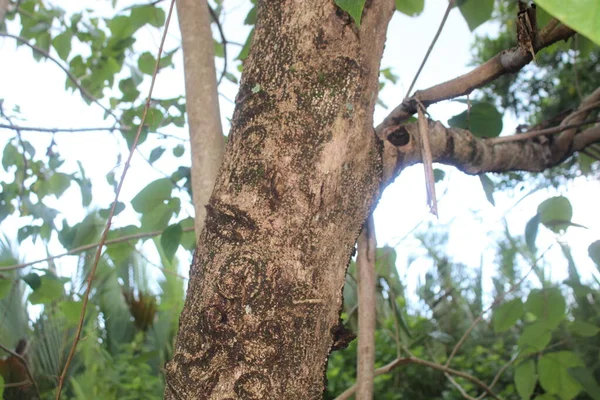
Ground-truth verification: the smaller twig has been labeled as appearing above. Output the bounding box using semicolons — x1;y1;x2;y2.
0;124;120;133
445;245;553;367
445;373;478;400
405;0;455;97
55;2;178;397
476;353;520;400
0;342;40;398
335;356;501;400
0;226;195;272
207;4;227;85
0;32;119;122
489;118;600;144
561;100;600;126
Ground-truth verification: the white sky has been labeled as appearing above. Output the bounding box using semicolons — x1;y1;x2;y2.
0;0;599;307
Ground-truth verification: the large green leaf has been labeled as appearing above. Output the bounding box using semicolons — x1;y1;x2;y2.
539;351;584;400
52;31;72;61
161;223;182;263
515;360;537;400
131;178;173;213
493;298;524;333
568;367;600;400
448;102;503;138
525;287;566;328
28;274;66;304
130;5;166;29
334;0;366;26
518;321;552;354
537;196;573;232
534;1;600;46
395;0;424;17
457;0;494;31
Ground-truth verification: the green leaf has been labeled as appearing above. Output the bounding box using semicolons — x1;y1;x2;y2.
2;142;22;171
145;108;163;131
589;240;600;268
334;0;366;27
138;52;157;75
52;31;72;61
48;172;72;197
458;0;494;31
130;5;166;29
149;146;165;164
98;202;126;219
60;300;83;325
518;321;552;354
538;351;584;400
447;102;503;138
568;320;599;337
395;0;424;17
109;15;136;39
131;178;173;213
525;287;566;328
515;360;537;400
525;214;541;253
214;39;224;58
433;169;445;182
179;217;196;251
0;375;4;397
537;196;573;232
478;174;495;206
0;278;12;300
568;367;600;400
244;5;256;25
28;274;66;304
237;28;254;61
161;223;182;262
22;272;41;290
493;298;524;333
140;203;173;232
173;144;185;157
534;0;600;46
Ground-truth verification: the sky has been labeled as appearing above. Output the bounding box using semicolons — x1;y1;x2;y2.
0;0;599;307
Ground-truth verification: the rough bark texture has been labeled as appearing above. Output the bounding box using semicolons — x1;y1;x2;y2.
165;1;395;398
176;0;225;237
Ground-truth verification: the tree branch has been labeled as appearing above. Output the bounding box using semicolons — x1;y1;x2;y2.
335;355;501;400
383;117;600;179
377;23;576;132
356;215;377;400
0;226;194;271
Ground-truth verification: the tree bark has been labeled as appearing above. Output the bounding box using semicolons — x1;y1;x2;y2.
176;0;225;237
165;1;395;398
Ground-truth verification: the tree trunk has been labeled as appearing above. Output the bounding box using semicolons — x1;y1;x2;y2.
164;1;395;398
176;0;225;237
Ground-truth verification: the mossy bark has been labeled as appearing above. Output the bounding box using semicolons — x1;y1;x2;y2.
165;1;394;398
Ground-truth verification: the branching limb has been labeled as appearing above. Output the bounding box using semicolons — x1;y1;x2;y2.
377;23;576;133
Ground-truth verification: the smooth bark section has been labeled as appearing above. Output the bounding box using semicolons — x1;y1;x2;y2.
356;216;377;400
176;0;225;236
165;1;395;398
384;118;600;178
